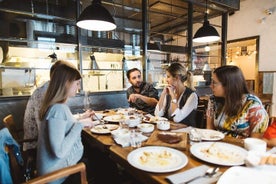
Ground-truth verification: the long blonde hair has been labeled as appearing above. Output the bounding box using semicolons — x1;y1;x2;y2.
39;61;81;120
166;62;195;90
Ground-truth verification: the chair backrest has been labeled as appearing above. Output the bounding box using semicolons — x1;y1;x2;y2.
22;163;88;184
3;114;21;141
3;115;38;182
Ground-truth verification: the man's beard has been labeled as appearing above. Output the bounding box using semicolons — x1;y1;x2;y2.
133;81;141;88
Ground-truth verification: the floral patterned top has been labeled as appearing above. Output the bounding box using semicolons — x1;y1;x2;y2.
23;81;49;151
208;94;269;138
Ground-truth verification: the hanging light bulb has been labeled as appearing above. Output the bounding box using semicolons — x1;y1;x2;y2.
204;45;211;51
193;0;220;43
76;0;116;31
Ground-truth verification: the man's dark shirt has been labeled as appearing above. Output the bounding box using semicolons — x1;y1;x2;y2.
126;82;159;114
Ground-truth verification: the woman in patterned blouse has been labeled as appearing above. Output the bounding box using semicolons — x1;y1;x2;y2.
206;65;269;138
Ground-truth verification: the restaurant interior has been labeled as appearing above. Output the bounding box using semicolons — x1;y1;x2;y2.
0;0;276;183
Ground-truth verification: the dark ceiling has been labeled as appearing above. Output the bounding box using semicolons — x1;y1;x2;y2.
92;0;240;43
0;0;240;45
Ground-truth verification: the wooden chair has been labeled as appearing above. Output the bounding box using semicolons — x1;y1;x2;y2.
3;114;21;141
23;163;88;184
3;114;37;182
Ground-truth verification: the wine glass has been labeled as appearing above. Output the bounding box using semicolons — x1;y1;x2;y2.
83;91;91;112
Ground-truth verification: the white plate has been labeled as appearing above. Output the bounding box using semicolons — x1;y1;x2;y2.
217;166;276;184
103;115;126;122
196;129;225;141
90;124;119;134
143;116;168;123
190;142;247;166
116;108;136;115
127;146;188;173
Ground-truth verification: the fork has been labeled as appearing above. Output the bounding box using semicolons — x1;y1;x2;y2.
183;167;219;184
93;113;106;126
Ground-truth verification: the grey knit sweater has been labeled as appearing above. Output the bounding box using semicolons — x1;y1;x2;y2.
37;103;84;184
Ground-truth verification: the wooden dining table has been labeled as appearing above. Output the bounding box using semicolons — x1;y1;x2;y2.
81;109;245;184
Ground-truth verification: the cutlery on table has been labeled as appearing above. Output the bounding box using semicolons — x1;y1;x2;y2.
183;167;220;184
93;113;106;127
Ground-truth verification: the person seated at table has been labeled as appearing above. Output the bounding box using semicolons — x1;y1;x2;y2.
23;60;64;154
154;62;198;127
206;65;269;138
263;118;276;147
126;68;159;114
37;61;95;183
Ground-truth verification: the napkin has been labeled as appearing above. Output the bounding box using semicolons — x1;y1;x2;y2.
113;133;148;147
166;165;221;184
171;126;193;133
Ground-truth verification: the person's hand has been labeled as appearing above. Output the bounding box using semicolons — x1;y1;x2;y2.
166;85;176;97
79;109;95;119
79;119;94;128
128;94;140;103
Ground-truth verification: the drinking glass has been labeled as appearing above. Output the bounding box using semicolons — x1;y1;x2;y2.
130;129;142;148
119;119;129;130
83;91;91;111
189;128;202;145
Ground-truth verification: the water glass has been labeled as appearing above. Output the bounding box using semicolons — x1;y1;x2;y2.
119;120;129;130
189;128;202;145
130;130;142;148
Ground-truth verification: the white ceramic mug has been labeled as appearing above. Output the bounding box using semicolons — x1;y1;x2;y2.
244;138;267;153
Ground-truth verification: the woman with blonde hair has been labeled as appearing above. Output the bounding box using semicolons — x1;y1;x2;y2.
155;62;198;126
37;61;94;184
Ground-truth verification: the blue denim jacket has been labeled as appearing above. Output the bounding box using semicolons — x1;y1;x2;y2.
0;128;24;184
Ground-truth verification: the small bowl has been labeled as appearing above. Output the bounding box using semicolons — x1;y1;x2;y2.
244;138;267;153
157;121;170;131
111;128;130;139
137;123;154;133
126;115;141;127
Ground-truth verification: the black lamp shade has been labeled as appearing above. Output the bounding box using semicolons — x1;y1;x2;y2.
147;42;161;52
193;20;220;43
76;0;116;31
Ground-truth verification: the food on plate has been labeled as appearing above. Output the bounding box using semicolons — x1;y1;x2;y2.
143;115;167;123
259;155;276;165
139;150;173;167
157;132;182;144
137;123;154;133
112;114;125;120
200;143;243;163
90;124;119;134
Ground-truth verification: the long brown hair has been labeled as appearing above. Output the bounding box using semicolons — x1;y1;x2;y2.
39;61;81;120
214;65;249;116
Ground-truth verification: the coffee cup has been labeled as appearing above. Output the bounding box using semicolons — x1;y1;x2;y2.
244;138;267;153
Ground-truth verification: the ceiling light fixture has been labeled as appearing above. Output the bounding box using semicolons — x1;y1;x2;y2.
147;42;161;52
193;0;220;43
76;0;116;31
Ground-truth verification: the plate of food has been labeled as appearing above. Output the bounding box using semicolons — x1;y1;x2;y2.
116;108;136;115
90;124;119;134
143;115;168;123
195;129;225;141
127;146;188;173
103;114;126;122
190;142;247;166
217;165;276;184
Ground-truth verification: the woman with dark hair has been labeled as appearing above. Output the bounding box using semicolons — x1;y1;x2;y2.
155;62;198;126
206;65;269;138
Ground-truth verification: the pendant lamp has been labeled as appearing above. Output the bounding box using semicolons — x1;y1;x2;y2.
193;0;220;43
147;42;161;52
76;0;116;31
